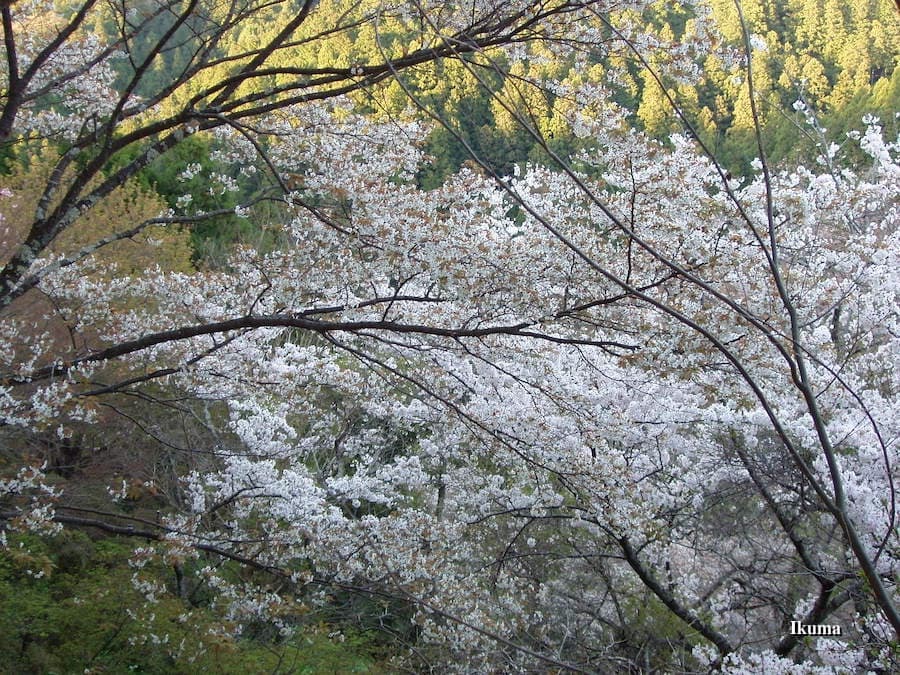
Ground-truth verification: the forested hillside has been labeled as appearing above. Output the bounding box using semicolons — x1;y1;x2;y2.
1;0;899;672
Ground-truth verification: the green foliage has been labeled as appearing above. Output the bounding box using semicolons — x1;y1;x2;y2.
109;133;264;261
90;2;204;100
629;0;900;173
0;532;385;674
614;592;705;671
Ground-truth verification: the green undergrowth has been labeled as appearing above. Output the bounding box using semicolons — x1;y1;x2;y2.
0;531;385;674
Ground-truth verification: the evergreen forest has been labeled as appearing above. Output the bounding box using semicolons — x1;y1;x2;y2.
1;0;899;672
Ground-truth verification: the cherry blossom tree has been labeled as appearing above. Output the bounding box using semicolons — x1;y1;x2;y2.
2;0;899;671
